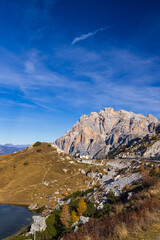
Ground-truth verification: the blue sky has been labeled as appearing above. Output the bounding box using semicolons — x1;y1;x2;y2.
0;0;160;144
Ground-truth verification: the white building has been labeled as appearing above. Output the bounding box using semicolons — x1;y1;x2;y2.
76;151;90;159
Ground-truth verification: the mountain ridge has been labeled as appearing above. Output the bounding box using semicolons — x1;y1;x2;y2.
0;144;29;155
55;107;159;158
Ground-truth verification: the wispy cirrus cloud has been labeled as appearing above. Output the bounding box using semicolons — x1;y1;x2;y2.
52;45;160;118
72;26;110;45
0;46;160;119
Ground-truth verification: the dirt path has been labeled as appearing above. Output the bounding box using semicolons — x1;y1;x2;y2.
42;165;52;183
65;172;80;180
30;163;53;200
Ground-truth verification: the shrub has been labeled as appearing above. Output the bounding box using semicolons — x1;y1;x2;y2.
107;145;126;159
24;161;29;166
48;144;51;147
108;191;118;203
101;169;106;176
63;190;83;201
43;214;57;238
101;203;112;214
13;164;16;169
149;167;160;178
37;149;42;152
123;184;130;191
33;141;41;147
84;200;97;217
69;199;79;212
82;187;95;196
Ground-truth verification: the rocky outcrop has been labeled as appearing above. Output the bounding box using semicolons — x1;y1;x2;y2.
55;108;159;158
143;140;160;159
28;203;39;211
116;126;160;159
27;216;47;235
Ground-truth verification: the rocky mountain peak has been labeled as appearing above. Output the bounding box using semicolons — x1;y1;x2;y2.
55;108;159;158
103;107;114;113
146;113;158;122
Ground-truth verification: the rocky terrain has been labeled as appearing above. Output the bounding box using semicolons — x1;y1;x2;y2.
55;107;159;158
112;124;160;159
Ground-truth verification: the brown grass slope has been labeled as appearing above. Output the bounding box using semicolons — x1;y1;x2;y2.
0;142;91;207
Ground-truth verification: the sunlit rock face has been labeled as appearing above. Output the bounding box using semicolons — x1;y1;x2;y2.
55;108;159;158
143;140;160;159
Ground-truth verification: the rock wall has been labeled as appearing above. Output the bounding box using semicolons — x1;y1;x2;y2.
55;108;159;158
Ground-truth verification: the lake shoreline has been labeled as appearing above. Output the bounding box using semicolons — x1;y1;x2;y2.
0;204;38;239
5;224;31;240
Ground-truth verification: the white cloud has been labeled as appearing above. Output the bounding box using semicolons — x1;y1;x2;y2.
72;26;110;45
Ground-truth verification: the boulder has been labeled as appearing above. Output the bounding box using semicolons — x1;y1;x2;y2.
81;169;86;174
97;202;104;210
78;216;89;224
28;203;39;211
74;226;79;233
86;172;96;179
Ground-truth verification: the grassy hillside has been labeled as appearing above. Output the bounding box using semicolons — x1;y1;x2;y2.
0;142;95;207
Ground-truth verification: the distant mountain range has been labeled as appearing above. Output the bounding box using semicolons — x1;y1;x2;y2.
0;144;29;155
55;107;159;158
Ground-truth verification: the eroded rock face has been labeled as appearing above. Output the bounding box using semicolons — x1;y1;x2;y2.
143;140;160;159
55;108;159;158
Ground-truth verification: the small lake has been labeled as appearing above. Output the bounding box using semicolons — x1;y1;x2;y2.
0;204;37;239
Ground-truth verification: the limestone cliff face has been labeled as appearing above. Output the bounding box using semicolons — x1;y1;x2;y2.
143;140;160;159
55;108;159;158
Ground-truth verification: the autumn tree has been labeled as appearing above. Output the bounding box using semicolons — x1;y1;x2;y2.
155;165;160;173
101;169;106;176
140;164;149;179
123;184;130;191
60;204;71;228
52;204;56;209
71;210;79;223
152;133;156;140
140;164;145;174
97;180;101;186
77;197;87;216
